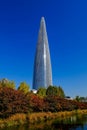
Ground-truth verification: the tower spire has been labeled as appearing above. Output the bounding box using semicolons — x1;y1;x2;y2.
33;17;53;90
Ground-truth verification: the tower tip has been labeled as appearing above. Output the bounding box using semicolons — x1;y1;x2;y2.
41;17;45;22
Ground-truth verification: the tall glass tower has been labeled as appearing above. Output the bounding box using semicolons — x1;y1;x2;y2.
33;17;52;90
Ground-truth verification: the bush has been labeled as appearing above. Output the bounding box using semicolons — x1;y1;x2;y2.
0;87;29;118
44;96;87;112
27;93;45;112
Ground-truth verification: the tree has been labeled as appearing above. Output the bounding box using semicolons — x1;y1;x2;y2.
46;86;65;98
18;82;30;94
46;86;58;96
57;86;65;98
75;96;86;102
37;87;46;97
0;78;15;89
75;96;80;102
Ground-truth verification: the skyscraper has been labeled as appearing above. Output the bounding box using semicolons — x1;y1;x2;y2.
33;17;52;90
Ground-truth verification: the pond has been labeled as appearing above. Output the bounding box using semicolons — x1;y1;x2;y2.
1;114;87;130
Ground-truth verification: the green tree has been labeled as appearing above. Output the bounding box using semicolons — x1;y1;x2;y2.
57;86;65;98
75;96;86;102
46;86;58;96
37;87;46;97
18;82;30;94
0;78;15;89
75;96;80;102
46;86;65;97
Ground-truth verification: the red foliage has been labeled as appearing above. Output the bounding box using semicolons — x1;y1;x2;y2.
43;96;87;112
0;87;29;118
0;87;87;118
28;93;45;112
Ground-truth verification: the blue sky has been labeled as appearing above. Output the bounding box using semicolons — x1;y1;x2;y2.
0;0;87;97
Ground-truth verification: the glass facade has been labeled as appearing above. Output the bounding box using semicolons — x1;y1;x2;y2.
33;17;52;90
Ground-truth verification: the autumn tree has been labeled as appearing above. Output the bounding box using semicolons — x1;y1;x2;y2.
0;78;15;89
37;87;46;97
18;82;30;94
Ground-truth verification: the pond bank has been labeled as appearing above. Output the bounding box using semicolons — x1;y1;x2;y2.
0;109;87;128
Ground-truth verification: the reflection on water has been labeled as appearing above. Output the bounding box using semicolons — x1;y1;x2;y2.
1;114;87;130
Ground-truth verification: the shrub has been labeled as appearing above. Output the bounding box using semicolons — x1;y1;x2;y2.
0;87;29;118
28;93;45;112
